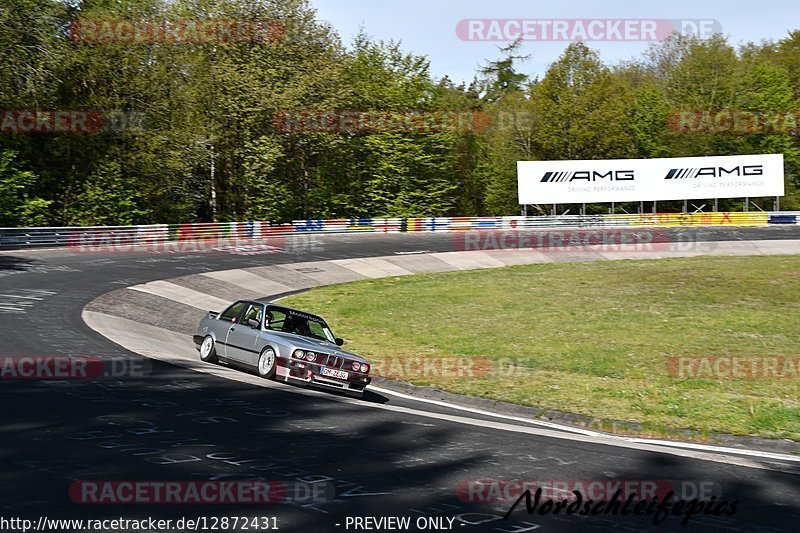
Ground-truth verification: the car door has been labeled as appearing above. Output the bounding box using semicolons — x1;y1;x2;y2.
216;301;246;360
224;303;263;365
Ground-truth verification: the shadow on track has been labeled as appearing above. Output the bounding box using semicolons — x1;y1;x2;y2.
0;254;37;272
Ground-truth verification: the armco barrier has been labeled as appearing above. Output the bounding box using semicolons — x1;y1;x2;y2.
1;212;796;250
768;212;799;224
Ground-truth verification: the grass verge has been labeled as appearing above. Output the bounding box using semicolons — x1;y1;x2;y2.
281;255;800;441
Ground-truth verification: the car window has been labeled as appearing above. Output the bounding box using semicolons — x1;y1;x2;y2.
265;306;335;342
308;320;332;342
219;302;246;323
241;304;263;328
266;309;287;330
281;314;308;336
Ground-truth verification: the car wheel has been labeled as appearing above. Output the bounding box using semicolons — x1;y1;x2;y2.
199;335;218;363
257;347;277;379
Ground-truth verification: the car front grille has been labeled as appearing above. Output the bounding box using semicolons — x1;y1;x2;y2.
323;355;343;369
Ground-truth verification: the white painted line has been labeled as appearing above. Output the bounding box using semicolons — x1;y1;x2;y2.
369;385;800;464
128;280;229;311
368;385;604;437
83;311;800;471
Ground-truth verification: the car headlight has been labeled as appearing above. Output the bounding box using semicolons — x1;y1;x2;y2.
293;349;305;360
352;362;361;372
306;352;316;362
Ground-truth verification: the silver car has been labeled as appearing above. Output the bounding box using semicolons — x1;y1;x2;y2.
194;300;371;398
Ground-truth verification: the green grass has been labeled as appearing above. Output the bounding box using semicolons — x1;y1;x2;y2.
281;255;800;441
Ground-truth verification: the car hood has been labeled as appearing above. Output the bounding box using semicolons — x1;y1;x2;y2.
266;330;368;362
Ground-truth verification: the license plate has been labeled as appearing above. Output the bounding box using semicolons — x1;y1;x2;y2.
321;367;349;380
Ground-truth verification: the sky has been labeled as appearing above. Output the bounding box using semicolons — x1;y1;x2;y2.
310;0;799;84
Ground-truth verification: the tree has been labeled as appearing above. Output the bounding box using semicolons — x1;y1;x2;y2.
2;0;800;223
0;150;51;227
530;42;634;161
478;40;530;102
631;83;670;157
241;136;287;221
65;159;149;226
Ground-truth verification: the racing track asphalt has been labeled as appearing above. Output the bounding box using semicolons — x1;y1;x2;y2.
2;226;800;532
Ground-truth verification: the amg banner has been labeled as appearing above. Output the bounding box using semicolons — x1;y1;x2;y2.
517;154;784;204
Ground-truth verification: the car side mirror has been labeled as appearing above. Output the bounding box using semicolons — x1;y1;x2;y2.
247;318;260;329
335;338;344;346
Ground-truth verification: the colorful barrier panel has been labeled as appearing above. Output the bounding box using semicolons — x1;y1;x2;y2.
607;212;769;227
291;218;403;233
2;212;795;249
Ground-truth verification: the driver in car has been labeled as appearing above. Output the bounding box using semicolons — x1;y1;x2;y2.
283;315;311;336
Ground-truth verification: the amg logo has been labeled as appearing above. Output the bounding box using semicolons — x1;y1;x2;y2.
665;165;763;179
540;170;634;182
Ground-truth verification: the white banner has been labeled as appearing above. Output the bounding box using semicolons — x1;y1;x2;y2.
517;154;784;204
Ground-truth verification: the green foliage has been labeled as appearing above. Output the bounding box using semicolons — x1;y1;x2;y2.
64;159;149;226
631;84;670;157
281;255;800;440
478;40;529;102
241;136;287;221
529;43;635;161
0;1;798;224
0;150;52;227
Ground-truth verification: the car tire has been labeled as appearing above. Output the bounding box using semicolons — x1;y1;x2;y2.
199;335;218;363
257;347;277;379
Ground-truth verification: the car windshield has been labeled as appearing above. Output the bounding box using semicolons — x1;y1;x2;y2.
266;307;336;343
